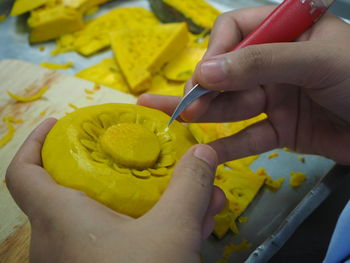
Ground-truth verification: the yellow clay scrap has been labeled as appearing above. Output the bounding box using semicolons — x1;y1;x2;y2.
10;0;49;16
54;7;159;56
61;0;110;15
76;58;129;93
0;15;7;23
163;0;221;30
0;116;23;148
84;6;99;16
42;104;196;218
215;168;266;218
40;61;74;70
238;216;248;223
189;113;267;144
7;86;48;102
290;172;307;187
110;23;189;94
268;152;279;159
213;167;266;238
188;116;268;238
29;5;84;43
222;239;252;260
68;103;78;110
162;45;206;82
148;74;185;97
297;156;305;163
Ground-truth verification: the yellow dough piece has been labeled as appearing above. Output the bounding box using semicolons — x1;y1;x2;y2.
54;7;159;56
0;117;23;148
61;0;110;15
110;23;189;94
7;86;48;102
10;0;49;16
289;172;307;187
149;0;220;34
76;59;186;96
42;104;196;218
76;58;129;93
163;0;220;30
162;45;206;82
148;74;185;97
215;168;266;218
28;5;84;43
40;61;74;70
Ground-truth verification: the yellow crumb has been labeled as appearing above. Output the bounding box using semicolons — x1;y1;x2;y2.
86;96;94;100
0;116;23;148
39;110;47;117
268;152;279;159
84;89;94;95
283;147;292;152
0;15;7;24
38;46;46;52
68;103;78;110
40;61;74;70
7;86;48;102
85;6;99;16
297;156;305;163
265;175;285;191
222;239;252;260
256;167;268;176
290;172;307;188
238;216;248;223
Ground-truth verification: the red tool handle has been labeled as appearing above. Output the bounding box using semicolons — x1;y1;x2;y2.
232;0;332;51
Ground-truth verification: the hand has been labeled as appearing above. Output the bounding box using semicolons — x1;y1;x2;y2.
138;7;350;165
6;119;226;263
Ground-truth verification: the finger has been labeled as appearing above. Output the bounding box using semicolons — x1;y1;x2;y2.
209;119;278;164
204;6;276;59
202;186;226;239
13;118;57;165
181;88;265;123
148;144;218;229
180;79;220;122
195;41;347;92
6;118;60;217
137;93;185;120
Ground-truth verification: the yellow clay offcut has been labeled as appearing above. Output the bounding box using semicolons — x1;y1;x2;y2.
7;86;48;102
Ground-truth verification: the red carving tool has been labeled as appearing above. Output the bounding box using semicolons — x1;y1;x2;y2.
168;0;335;126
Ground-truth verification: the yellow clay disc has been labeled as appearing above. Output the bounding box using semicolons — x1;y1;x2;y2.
42;103;196;217
100;123;161;169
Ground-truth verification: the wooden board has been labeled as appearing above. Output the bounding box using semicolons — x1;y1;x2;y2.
0;59;137;262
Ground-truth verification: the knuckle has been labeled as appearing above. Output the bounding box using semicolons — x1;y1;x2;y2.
214;11;230;26
238;46;270;78
181;160;214;187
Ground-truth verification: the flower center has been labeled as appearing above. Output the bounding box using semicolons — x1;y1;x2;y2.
100;123;161;169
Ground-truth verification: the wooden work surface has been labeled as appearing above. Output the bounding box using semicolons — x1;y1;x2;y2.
0;59;136;262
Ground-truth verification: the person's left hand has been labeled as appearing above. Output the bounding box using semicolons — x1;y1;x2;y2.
6;118;226;263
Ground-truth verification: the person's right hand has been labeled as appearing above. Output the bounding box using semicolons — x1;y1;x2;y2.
139;7;350;165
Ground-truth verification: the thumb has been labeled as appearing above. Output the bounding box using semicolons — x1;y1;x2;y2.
149;144;218;228
194;41;341;91
6;118;60;218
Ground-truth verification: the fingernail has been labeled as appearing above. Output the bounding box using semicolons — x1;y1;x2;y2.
200;59;226;84
193;144;218;170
